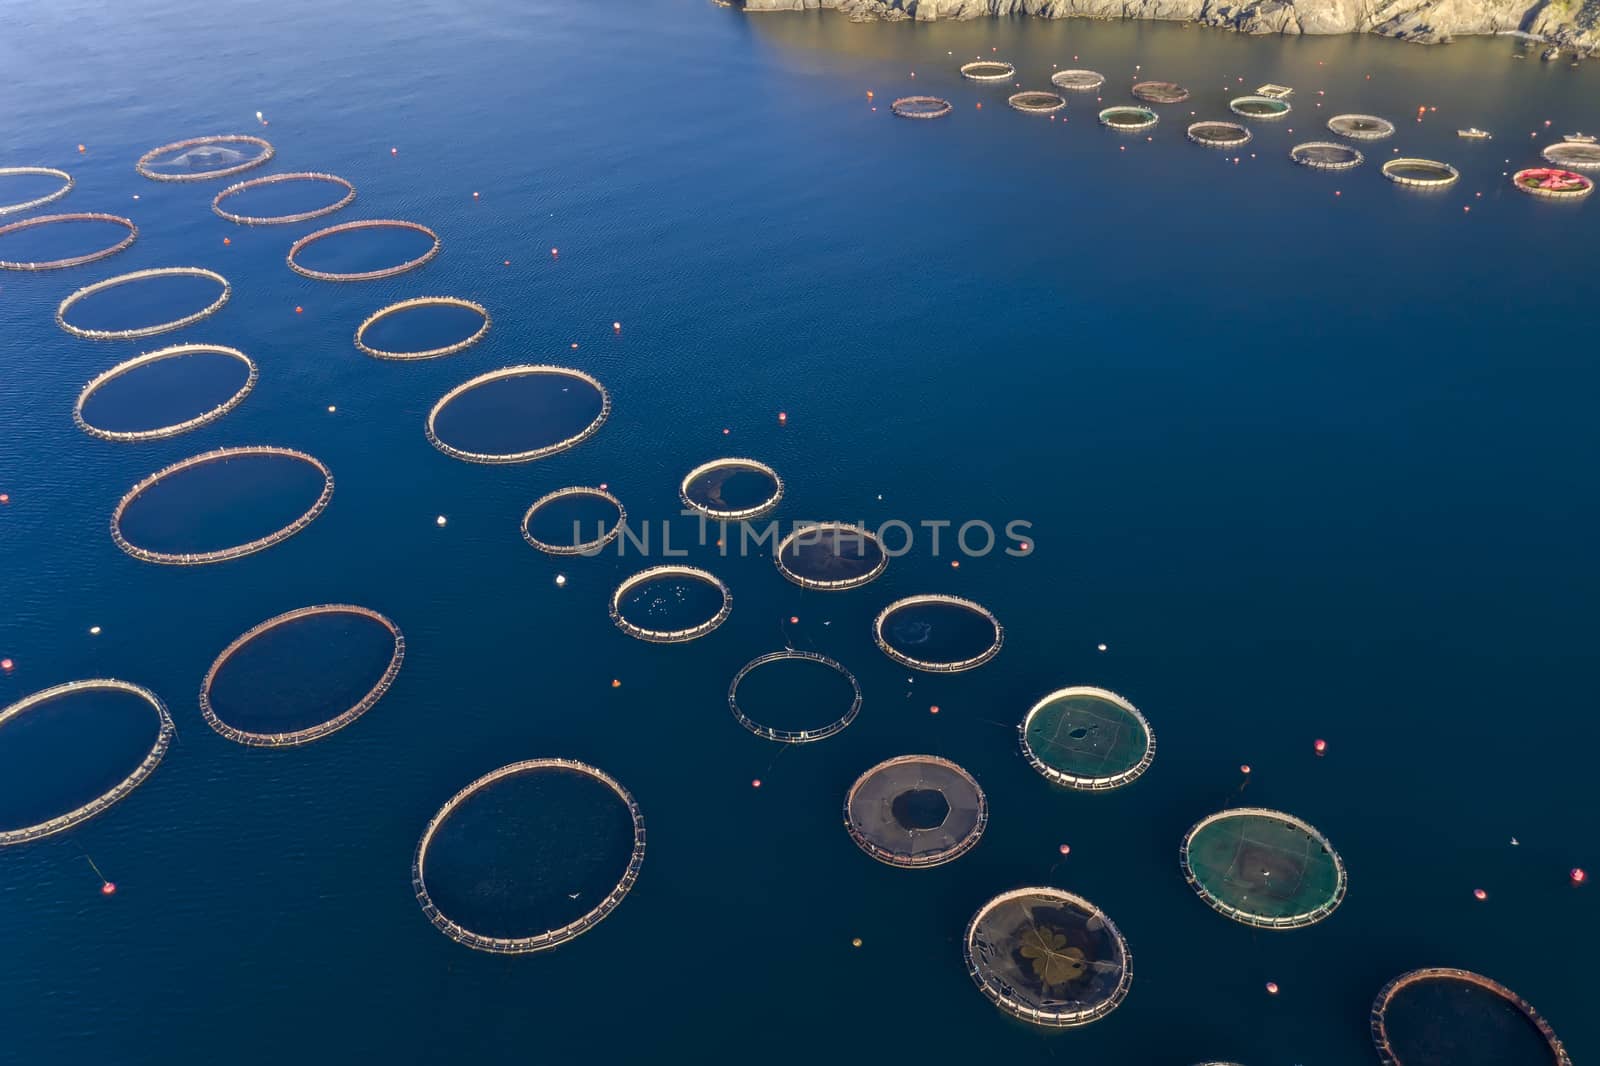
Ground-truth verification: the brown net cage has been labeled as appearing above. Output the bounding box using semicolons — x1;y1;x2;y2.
56;267;231;340
75;344;257;442
1051;69;1105;92
1291;142;1365;171
891;96;952;119
1019;686;1155;791
964;887;1132;1028
680;458;784;520
135;135;274;182
355;297;490;360
729;650;861;743
1009;91;1066;114
610;565;732;643
845;755;986;867
1370;968;1571;1065
1132;81;1190;104
287;219;440;282
960;60;1016;82
521;486;627;556
774;522;888;590
212;171;356;225
0;166;74;217
0;213;137;271
874;594;1002;673
1181;807;1346;929
1327;113;1396;140
1188;121;1252;148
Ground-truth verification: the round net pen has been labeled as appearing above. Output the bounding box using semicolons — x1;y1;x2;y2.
609;565;732;643
412;758;645;954
1099;106;1158;132
845;755;986;867
0;212;137;271
1328;113;1396;140
74;344;257;442
356;296;490;360
109;446;334;566
0;679;175;846
1132;81;1190;104
891;96;952;120
729;651;861;743
212;171;357;225
199;604;405;747
1382;158;1459;188
287;219;440;281
873;594;1003;673
1541;139;1600;171
1187;121;1252;148
1051;69;1105;92
1009;91;1066;114
521;486;626;556
1181;807;1346;929
774;521;888;590
136;134;274;182
0;166;73;217
56;267;231;340
964;887;1132;1028
1019;686;1155;791
679;457;784;520
1291;142;1365;171
1371;968;1571;1066
426;365;611;464
1512;167;1594;200
1230;96;1292;120
960;60;1015;82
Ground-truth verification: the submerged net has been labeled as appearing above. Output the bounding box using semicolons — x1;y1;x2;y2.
1230;96;1292;119
960;60;1016;82
1051;69;1105;92
1132;81;1190;104
1009;91;1066;114
1181;807;1346;928
845;755;987;867
1291;142;1365;170
0;166;74;217
75;344;257;442
212;171;356;225
0;212;137;271
1188;121;1252;148
729;651;861;743
1020;686;1155;791
521;486;626;556
427;365;611;464
964;887;1132;1028
680;458;784;520
774;522;887;590
1371;968;1571;1066
136;135;274;182
287;219;440;281
891;96;952;119
610;565;732;643
1099;106;1158;132
1382;158;1460;188
1541;140;1600;171
874;594;1003;673
56;267;230;340
1328;113;1396;140
356;297;490;360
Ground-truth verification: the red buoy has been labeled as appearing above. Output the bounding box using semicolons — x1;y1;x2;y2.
1239;764;1251;775
390;147;398;155
722;428;730;435
0;658;13;672
0;493;10;504
751;778;762;789
1314;738;1328;755
778;411;788;423
929;705;940;715
1572;868;1588;886
295;306;303;314
1058;844;1071;856
100;881;117;896
1265;982;1280;995
789;616;799;624
1473;888;1488;901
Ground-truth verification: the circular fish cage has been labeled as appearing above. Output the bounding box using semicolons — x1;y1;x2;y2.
845;755;986;867
1187;121;1252;148
774;521;888;591
521;486;626;556
1291;141;1365;171
1181;808;1347;928
1382;158;1459;188
964;887;1132;1028
679;457;784;521
1009;91;1066;114
0;212;137;271
1051;69;1105;92
1099;106;1158;132
890;96;952;119
74;344;257;442
610;565;731;643
427;365;610;464
212;171;357;225
1512;167;1594;200
0;166;73;217
287;219;440;282
874;594;1002;673
1541;139;1600;171
413;758;645;954
729;650;861;743
1132;80;1190;104
1019;686;1155;791
355;296;490;360
56;267;230;340
136;134;274;182
960;60;1015;82
1327;113;1396;140
199;605;405;747
1230;96;1292;120
1371;968;1571;1066
110;446;334;566
0;679;175;846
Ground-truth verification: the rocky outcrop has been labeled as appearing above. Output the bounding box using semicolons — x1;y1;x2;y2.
737;0;1600;52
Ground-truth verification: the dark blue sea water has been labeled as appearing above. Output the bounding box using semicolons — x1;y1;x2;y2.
0;1;1595;1063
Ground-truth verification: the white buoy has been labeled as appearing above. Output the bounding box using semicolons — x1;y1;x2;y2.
255;110;265;123
436;515;447;527
327;405;336;413
555;574;567;587
89;626;102;636
1097;643;1108;652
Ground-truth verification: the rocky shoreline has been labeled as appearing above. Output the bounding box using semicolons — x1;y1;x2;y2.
735;0;1599;54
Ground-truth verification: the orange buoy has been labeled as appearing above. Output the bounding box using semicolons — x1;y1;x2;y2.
1314;738;1327;755
570;343;579;349
789;616;799;624
778;411;787;423
100;882;116;896
611;679;621;688
751;778;762;789
223;237;231;245
1058;844;1071;855
1240;764;1252;774
0;658;13;672
950;560;960;568
1265;982;1280;995
1473;888;1488;901
613;321;621;332
295;306;303;314
1572;868;1587;886
0;493;9;504
78;144;86;153
851;937;863;947
866;90;874;98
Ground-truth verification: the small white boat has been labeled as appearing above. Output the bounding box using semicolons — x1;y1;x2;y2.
1458;127;1492;139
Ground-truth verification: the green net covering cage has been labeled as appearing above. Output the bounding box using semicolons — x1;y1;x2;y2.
1230;96;1291;119
1019;686;1155;791
844;755;986;867
1181;808;1346;929
1099;106;1157;132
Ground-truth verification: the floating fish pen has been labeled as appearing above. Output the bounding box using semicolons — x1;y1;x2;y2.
873;594;1003;673
521;486;626;556
1370;968;1571;1066
1541;138;1600;171
287;219;441;281
0;212;137;271
426;365;610;464
1187;121;1252;148
964;887;1132;1028
0;679;175;846
1099;106;1158;132
1181;807;1347;929
1132;81;1190;104
679;457;784;521
960;60;1015;82
1019;686;1155;791
109;446;334;566
1009;91;1066;114
1327;113;1396;140
355;296;490;360
1291;141;1365;171
1051;69;1105;92
610;565;731;643
412;758;645;954
212;171;356;225
135;134;273;182
1230;96;1291;120
845;755;986;867
74;344;257;442
1512;167;1594;199
729;650;861;743
200;605;404;747
1382;158;1460;188
0;166;73;217
890;96;952;119
55;267;231;340
774;521;888;590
